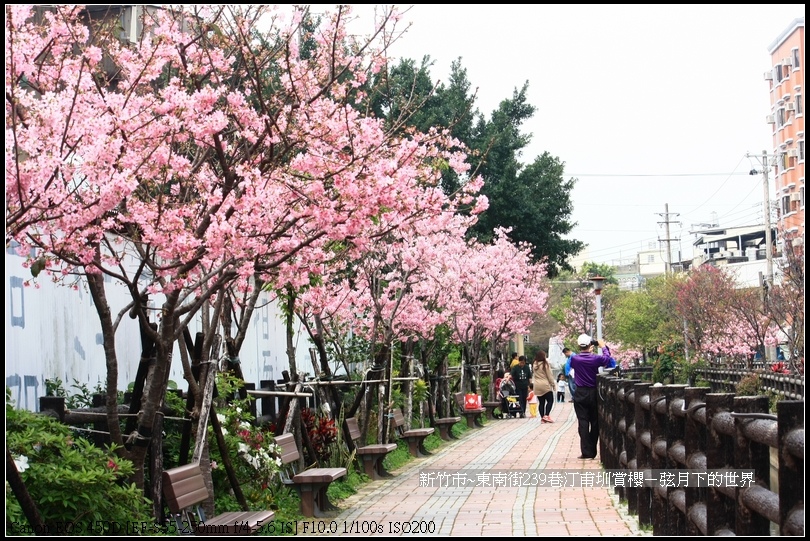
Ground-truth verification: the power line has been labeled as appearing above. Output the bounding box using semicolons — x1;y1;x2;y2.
569;172;750;177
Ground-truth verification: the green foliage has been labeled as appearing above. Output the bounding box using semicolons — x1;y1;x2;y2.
325;470;362;503
413;379;429;404
43;377;108;408
479;375;492;401
735;374;762;396
6;399;151;533
381;440;412;473
579;262;617;284
371;56;583;274
44;378;64;397
208;373;283;513
652;343;678;384
676;358;706;386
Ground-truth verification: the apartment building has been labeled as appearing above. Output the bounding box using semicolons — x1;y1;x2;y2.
766;18;805;242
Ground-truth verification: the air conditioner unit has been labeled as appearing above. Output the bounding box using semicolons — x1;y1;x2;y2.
786;148;799;158
789;193;801;202
783;58;793;67
766;114;776;124
764;71;774;81
786;102;796;112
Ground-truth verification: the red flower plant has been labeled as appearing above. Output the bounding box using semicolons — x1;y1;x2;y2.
770;362;790;375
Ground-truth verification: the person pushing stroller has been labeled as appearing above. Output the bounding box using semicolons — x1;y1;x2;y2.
498;373;520;418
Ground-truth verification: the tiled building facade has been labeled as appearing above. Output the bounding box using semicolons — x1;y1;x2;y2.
766;18;805;242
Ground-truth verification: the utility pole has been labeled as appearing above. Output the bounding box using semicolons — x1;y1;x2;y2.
761;150;774;289
746;150;778;363
746;151;776;289
656;204;680;275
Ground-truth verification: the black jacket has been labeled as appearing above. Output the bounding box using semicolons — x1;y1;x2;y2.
510;364;532;389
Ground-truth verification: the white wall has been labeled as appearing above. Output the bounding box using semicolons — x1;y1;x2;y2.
5;250;311;411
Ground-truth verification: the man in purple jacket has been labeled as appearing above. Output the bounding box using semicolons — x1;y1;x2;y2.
570;333;613;459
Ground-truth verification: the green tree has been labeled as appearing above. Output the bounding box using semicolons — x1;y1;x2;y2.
579;262;617;284
369;57;478;196
370;61;584;275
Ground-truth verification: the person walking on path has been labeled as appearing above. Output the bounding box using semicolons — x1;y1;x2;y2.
531;350;556;423
570;333;613;459
510;355;532;418
556;373;567;403
527;383;539;418
563;347;576;402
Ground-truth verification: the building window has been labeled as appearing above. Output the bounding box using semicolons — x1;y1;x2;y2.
799;140;805;162
793;48;801;69
781;194;791;215
777;108;786;127
796;94;803;116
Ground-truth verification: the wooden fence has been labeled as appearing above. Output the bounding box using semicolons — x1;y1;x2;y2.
598;372;804;536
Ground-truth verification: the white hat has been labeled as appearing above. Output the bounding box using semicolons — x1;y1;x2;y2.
577;333;592;347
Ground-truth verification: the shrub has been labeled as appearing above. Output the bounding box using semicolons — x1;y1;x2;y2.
6;396;151;535
735;373;762;396
207;373;283;513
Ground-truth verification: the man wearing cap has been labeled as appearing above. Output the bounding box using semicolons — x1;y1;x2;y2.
570;333;613;459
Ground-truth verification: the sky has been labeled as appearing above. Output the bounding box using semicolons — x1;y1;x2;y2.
347;4;804;266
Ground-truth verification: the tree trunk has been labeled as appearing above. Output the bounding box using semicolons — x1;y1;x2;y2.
6;446;45;531
85;271;126;452
285;292;298;378
129;290;181;492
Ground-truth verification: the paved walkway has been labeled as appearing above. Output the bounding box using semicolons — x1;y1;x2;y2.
304;402;650;537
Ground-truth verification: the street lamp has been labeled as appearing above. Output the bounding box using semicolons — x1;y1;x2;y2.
590;275;605;344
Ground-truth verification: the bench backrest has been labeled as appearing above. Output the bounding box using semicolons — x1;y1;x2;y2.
345;417;362;445
391;408;408;433
162;463;210;515
275;433;300;466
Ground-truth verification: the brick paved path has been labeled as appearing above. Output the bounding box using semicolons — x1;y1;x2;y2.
302;402;650;536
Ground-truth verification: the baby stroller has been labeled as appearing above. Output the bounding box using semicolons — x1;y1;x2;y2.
504;395;522;418
499;377;520;418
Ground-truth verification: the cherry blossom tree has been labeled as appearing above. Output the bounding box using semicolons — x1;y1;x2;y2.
6;4;476;489
440;228;549;393
765;235;804;373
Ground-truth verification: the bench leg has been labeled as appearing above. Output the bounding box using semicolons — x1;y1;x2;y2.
437;425;452;442
465;415;476;429
297;485;317;518
316;485;338;513
296;483;337;518
406;438;431;458
360;456;377;479
360;455;391;481
376;460;393;478
474;414;485;428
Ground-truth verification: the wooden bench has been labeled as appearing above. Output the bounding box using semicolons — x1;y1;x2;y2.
276;433;347;518
392;408;435;458
454;392;486;429
483;401;502;420
433;416;461;441
162;462;274;535
345;417;397;480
